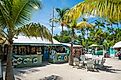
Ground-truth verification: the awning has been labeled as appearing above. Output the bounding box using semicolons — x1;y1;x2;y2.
113;41;121;48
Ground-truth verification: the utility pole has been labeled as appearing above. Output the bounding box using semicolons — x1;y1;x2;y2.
50;7;55;44
52;7;54;38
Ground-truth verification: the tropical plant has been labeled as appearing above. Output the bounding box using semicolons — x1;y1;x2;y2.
63;0;121;23
64;0;121;58
0;0;52;80
53;30;71;43
95;20;105;28
64;18;93;65
55;8;69;32
86;0;121;22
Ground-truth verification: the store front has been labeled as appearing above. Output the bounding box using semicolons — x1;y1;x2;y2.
12;44;43;67
62;43;83;58
48;45;70;63
9;36;70;67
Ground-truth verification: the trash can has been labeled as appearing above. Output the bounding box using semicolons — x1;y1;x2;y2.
0;59;3;80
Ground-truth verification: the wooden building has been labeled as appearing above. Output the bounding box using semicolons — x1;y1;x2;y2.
3;36;70;67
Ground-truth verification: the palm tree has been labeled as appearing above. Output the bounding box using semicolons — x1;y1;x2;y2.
87;0;121;21
78;28;86;46
65;18;93;65
64;0;121;23
95;20;105;28
0;0;52;80
66;19;77;65
64;0;121;51
55;8;69;32
53;30;71;43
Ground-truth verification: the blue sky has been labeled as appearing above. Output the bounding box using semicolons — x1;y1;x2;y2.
30;0;119;36
31;0;84;35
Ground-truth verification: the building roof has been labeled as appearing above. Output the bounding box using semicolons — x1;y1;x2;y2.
62;43;83;47
13;36;61;44
113;41;121;48
1;36;83;47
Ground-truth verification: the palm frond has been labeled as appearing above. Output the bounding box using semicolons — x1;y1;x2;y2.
63;2;86;23
0;0;11;27
49;18;59;23
0;26;8;43
85;0;121;21
16;23;52;41
56;8;70;21
55;8;61;13
64;0;121;22
76;21;93;29
12;0;41;26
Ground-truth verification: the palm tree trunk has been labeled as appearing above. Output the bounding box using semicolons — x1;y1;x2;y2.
61;25;64;42
86;29;89;51
62;25;64;32
69;28;74;65
5;42;15;80
69;42;73;65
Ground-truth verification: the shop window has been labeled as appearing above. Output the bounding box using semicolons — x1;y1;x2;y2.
13;46;18;54
18;46;26;55
26;46;30;55
54;46;66;53
36;47;42;54
31;47;36;54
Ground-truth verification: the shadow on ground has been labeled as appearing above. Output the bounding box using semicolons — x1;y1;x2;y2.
99;65;121;73
14;61;51;75
3;61;51;80
39;75;63;80
76;65;121;73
